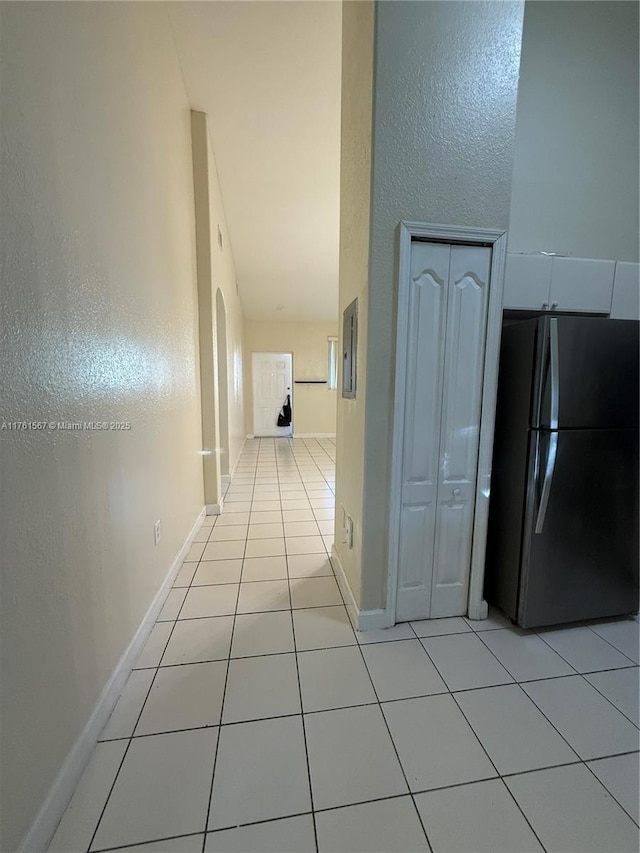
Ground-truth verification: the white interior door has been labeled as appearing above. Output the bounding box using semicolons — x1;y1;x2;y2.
252;353;292;437
396;241;491;622
430;245;490;617
396;242;450;621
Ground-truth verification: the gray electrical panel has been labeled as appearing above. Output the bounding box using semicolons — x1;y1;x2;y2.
342;298;357;399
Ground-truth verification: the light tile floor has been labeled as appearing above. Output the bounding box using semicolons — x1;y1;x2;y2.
49;438;640;853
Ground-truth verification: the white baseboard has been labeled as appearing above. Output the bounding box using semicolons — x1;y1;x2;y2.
206;500;223;516
20;507;206;853
357;608;392;630
253;432;293;439
331;545;393;632
229;436;247;478
293;433;336;438
330;545;359;628
219;437;247;491
246;432;336;441
467;598;489;621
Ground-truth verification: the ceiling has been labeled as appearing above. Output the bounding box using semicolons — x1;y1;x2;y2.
167;1;342;323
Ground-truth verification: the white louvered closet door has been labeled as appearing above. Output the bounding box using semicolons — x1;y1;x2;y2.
396;241;491;622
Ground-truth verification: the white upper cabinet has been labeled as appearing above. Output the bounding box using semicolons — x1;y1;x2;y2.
503;254;552;309
503;253;615;313
549;257;615;313
610;262;640;321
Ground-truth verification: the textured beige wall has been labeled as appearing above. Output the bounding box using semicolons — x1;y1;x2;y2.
244;321;338;436
339;0;525;611
334;0;375;608
509;1;639;262
192;112;246;500
207;135;246;475
192;110;222;506
0;5;204;849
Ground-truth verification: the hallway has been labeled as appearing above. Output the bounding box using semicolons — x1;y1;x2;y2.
47;440;639;853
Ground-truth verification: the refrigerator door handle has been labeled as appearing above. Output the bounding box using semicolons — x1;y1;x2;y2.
535;432;558;534
549;318;559;429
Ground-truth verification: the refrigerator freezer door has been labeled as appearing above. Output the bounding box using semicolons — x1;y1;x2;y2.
519;428;639;628
537;317;639;429
485;319;538;620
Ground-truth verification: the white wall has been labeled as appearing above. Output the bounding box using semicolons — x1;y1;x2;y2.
244;321;338;436
336;0;524;611
509;1;639;261
0;5;204;849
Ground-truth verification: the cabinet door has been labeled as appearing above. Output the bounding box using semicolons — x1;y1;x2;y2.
549;257;614;313
503;254;552;310
396;242;450;621
610;262;640;321
431;245;491;617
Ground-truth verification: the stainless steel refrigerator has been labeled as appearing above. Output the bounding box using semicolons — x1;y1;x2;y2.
485;315;639;629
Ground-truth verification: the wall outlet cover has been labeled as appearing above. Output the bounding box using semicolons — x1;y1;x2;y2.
345;515;354;549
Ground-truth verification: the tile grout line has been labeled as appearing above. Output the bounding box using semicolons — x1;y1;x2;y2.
514;666;637;760
465;623;633;778
581;754;640;829
95;687;640;740
282;437;320;853
412;636;550;852
417;629;559;849
577;673;640;730
346;583;574;852
200;457;256;851
583;620;639;665
91;829;205;853
447;688;549;853
327;542;436;853
67;440;637;852
423;623;635;844
89;748;640;852
533;630;640;728
295;439;333;539
466;622;637;738
141;598;637;712
503;671;640;827
85;506;221;852
473;624;579;682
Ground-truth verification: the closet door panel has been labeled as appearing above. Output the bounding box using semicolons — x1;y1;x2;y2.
402;261;446;489
431;245;491;617
397;504;438;620
396;241;450;622
432;499;474;616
